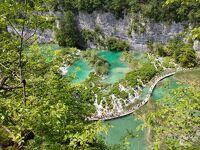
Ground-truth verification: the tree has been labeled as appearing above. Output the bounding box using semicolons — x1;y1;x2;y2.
164;0;200;39
55;11;79;47
0;44;109;149
173;44;197;67
0;1;108;149
106;37;130;51
145;84;200;149
0;0;53;104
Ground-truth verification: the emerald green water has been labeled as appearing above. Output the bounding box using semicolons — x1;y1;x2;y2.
98;51;130;83
67;50;130;83
67;59;92;83
152;77;182;101
103;115;146;150
38;44;131;83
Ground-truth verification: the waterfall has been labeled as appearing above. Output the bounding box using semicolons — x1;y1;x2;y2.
94;94;103;117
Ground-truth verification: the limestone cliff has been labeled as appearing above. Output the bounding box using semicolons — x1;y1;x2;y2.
31;11;200;51
76;11;184;51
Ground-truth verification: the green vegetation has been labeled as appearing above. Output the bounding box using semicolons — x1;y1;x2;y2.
121;51;143;69
153;36;197;68
124;63;157;87
55;11;80;47
1;0;200;149
53;0;200;24
0;45;108;149
82;50;109;76
174;43;197;67
145;84;200;149
81;26;104;48
106;37;130;51
0;1;108;149
174;69;200;84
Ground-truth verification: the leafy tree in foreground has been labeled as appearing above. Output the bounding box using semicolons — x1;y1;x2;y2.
0;1;108;149
145;84;200;149
0;0;53;104
0;44;108;149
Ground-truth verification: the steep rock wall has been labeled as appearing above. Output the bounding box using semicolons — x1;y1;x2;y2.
76;11;184;51
26;11;199;51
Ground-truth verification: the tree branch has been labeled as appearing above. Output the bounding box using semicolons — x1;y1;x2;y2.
1;125;15;138
0;86;23;91
7;20;21;37
0;76;9;87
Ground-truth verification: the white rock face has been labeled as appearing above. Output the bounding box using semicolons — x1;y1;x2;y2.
18;11;189;51
76;11;184;51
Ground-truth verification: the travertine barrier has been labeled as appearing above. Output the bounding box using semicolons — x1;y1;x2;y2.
89;72;176;121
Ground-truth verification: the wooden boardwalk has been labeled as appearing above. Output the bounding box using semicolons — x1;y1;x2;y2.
89;72;176;121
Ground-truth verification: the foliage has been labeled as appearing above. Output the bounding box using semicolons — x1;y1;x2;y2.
0;44;108;149
121;51;142;69
0;1;108;149
145;84;200;149
61;47;80;65
125;63;157;87
81;27;104;47
0;0;54;104
191;27;200;40
104;0;130;19
55;11;80;48
52;0;200;24
174;68;200;85
155;43;166;57
106;37;130;51
82;50;109;76
75;0;104;14
154;36;197;68
174;44;197;67
162;57;175;68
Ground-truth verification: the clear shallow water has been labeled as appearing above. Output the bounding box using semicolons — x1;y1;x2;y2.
67;59;92;83
38;44;131;83
152;77;182;101
98;51;130;83
103;115;146;150
67;50;130;83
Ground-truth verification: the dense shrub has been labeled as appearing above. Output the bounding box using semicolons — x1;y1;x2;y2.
81;27;104;46
106;37;130;51
125;63;157;87
155;43;166;57
155;36;197;68
174;44;197;67
83;51;109;76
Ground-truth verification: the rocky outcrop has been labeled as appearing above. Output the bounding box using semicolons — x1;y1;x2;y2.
7;26;54;44
19;11;199;51
76;11;184;51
